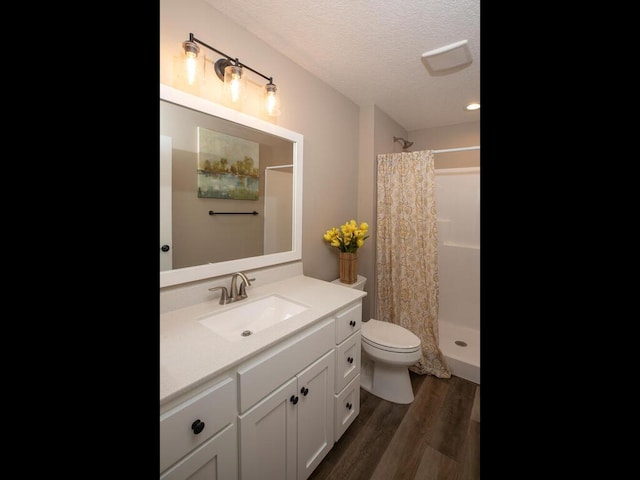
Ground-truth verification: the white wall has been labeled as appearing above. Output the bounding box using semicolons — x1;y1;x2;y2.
264;169;293;255
435;167;480;331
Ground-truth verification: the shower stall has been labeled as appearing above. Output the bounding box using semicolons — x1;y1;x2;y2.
435;166;480;384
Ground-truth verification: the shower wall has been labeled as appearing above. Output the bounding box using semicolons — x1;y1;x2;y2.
435;167;480;330
435;166;480;384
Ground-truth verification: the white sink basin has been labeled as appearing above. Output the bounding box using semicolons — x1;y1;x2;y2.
198;295;309;342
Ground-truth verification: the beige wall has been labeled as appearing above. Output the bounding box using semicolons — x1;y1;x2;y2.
410;121;480;169
161;0;480;317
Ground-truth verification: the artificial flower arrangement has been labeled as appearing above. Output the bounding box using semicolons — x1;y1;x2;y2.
322;219;369;253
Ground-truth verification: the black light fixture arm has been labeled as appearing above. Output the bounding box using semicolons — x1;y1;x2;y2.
189;33;273;84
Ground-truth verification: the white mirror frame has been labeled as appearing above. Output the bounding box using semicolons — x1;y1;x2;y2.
160;84;303;288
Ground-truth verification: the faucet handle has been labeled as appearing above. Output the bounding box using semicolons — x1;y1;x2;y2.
208;286;229;305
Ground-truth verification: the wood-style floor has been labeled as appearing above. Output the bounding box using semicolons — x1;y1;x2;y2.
309;372;480;480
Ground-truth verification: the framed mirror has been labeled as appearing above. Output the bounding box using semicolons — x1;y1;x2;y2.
160;84;303;288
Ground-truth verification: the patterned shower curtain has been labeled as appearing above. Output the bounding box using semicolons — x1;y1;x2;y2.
376;150;451;378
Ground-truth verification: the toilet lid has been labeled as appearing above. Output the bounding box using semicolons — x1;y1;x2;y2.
362;319;421;352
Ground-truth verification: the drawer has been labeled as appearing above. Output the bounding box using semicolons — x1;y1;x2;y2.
237;317;334;413
334;374;360;442
160;376;236;473
334;332;361;393
160;423;237;480
335;302;362;344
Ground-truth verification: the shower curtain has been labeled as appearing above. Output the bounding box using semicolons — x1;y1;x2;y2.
376;150;451;378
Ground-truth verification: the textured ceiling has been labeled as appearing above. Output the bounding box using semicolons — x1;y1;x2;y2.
204;0;480;131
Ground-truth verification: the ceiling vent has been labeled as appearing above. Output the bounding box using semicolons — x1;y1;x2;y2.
421;40;472;74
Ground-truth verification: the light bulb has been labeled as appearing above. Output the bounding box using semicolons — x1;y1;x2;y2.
230;75;241;103
182;41;200;86
264;83;281;117
224;65;245;105
185;53;197;85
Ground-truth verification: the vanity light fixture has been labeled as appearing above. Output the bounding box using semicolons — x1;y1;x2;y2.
182;33;281;117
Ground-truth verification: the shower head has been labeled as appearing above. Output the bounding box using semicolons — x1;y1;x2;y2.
393;136;414;150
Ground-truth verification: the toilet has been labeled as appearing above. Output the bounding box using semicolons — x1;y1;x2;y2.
331;276;422;404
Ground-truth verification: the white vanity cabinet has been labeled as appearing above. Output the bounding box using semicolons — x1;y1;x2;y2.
160;376;238;480
160;282;366;480
237;317;335;480
333;302;362;441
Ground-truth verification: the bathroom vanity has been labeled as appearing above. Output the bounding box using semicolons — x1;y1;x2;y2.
159;85;361;479
160;273;366;480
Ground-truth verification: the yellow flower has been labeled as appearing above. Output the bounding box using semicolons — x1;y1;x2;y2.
322;219;369;253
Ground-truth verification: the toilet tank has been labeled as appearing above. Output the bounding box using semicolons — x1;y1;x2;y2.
331;275;367;291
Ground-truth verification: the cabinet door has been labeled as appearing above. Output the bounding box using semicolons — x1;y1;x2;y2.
239;377;297;480
160;424;237;480
297;350;335;480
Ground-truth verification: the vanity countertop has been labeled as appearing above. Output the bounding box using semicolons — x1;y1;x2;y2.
160;275;366;406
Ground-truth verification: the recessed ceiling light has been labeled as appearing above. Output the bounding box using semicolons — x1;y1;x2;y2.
466;102;480;111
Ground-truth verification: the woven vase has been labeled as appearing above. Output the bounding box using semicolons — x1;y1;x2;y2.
339;252;358;284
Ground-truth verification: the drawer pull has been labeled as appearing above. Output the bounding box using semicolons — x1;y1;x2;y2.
346;402;352;410
290;395;299;405
300;387;309;396
191;419;205;435
347;356;354;364
349;320;356;327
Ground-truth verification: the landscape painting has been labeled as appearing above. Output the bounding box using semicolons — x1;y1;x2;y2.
197;127;259;200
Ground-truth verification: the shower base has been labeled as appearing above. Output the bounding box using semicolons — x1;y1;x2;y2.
438;321;480;384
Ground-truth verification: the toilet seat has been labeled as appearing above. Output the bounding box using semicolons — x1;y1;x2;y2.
362;319;421;353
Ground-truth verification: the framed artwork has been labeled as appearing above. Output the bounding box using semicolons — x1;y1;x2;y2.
197;127;259;200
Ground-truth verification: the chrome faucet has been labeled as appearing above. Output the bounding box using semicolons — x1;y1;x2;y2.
208;272;255;305
229;272;254;302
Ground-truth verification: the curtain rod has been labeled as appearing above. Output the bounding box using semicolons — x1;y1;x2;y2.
433;146;480;154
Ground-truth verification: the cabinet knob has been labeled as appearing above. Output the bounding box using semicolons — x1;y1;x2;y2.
347;356;354;364
161;244;170;252
191;419;205;435
349;320;356;327
300;387;309;396
346;402;352;410
290;395;299;405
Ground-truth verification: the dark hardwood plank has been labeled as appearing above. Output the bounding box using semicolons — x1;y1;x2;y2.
456;418;480;480
369;375;450;480
414;444;459;479
470;386;480;423
427;376;477;460
310;389;411;480
308;372;480;480
457;387;481;479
